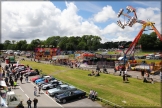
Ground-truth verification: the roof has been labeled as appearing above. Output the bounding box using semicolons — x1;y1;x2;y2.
60;84;69;87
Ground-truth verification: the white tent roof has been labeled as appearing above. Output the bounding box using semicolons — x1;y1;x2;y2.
118;57;123;60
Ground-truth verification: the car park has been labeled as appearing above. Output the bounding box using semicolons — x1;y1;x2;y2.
55;90;86;103
42;80;63;90
47;84;77;96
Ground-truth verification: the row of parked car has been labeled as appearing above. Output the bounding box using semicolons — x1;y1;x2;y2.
30;74;86;104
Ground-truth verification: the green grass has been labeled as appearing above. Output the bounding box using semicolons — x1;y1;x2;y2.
135;51;158;56
20;61;160;107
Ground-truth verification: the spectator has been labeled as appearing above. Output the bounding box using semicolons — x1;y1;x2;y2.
25;75;28;83
17;101;24;108
20;76;23;84
14;81;17;89
93;91;98;101
88;89;93;99
95;72;100;77
34;86;37;96
10;79;14;89
141;69;145;79
38;85;41;94
5;77;9;86
33;98;38;108
91;90;96;101
27;98;32;108
114;67;117;75
88;70;95;76
119;65;122;76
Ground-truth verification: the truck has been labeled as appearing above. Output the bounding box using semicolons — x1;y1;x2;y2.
1;91;20;107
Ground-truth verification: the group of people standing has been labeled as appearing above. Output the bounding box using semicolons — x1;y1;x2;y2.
16;98;38;108
26;98;38;108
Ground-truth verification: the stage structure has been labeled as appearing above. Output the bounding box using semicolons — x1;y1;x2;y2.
35;45;61;60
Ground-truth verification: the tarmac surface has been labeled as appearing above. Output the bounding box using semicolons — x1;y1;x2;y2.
1;62;103;108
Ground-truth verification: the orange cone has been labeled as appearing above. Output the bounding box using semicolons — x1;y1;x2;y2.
46;91;48;94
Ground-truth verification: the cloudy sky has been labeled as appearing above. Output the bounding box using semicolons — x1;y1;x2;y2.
1;1;161;43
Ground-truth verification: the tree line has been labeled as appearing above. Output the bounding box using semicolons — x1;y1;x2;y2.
0;32;162;51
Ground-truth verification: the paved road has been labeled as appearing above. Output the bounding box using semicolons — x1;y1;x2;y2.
1;62;103;108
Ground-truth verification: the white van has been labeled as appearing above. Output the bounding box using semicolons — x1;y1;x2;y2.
146;55;153;59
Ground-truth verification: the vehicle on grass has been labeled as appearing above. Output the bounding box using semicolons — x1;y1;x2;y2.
35;76;51;84
26;52;31;58
55;90;86;104
42;80;63;90
47;84;77;96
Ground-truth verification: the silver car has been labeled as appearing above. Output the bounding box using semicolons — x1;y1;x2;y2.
47;84;77;96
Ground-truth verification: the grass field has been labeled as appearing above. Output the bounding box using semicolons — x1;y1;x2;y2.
20;61;161;107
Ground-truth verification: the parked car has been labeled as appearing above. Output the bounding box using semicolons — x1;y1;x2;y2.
42;80;63;90
37;77;55;86
38;78;56;86
24;71;39;77
30;76;41;82
55;90;86;103
26;52;31;58
47;84;77;96
35;76;50;84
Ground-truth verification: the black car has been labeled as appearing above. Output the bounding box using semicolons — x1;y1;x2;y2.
24;71;38;76
55;90;86;103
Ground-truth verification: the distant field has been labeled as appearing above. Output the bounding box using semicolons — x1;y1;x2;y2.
20;61;160;108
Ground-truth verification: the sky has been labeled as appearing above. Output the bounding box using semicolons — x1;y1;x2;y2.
1;0;161;44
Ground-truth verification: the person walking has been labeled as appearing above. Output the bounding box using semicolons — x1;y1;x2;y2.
25;75;28;83
33;98;38;108
10;79;14;89
27;98;32;108
34;86;37;96
5;77;9;86
14;81;17;89
38;85;41;94
20;76;23;84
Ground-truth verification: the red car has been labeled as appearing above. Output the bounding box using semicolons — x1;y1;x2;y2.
21;69;35;74
30;76;41;82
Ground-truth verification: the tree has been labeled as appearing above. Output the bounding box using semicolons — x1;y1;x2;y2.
3;40;11;49
15;40;27;50
30;39;41;50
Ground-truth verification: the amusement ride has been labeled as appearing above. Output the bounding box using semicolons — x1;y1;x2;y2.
116;5;162;70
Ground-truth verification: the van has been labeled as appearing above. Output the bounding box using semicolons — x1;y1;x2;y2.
146;55;153;59
155;55;161;59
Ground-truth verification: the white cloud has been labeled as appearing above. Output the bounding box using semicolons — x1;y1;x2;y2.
93;5;116;23
1;1;161;44
2;1;103;43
